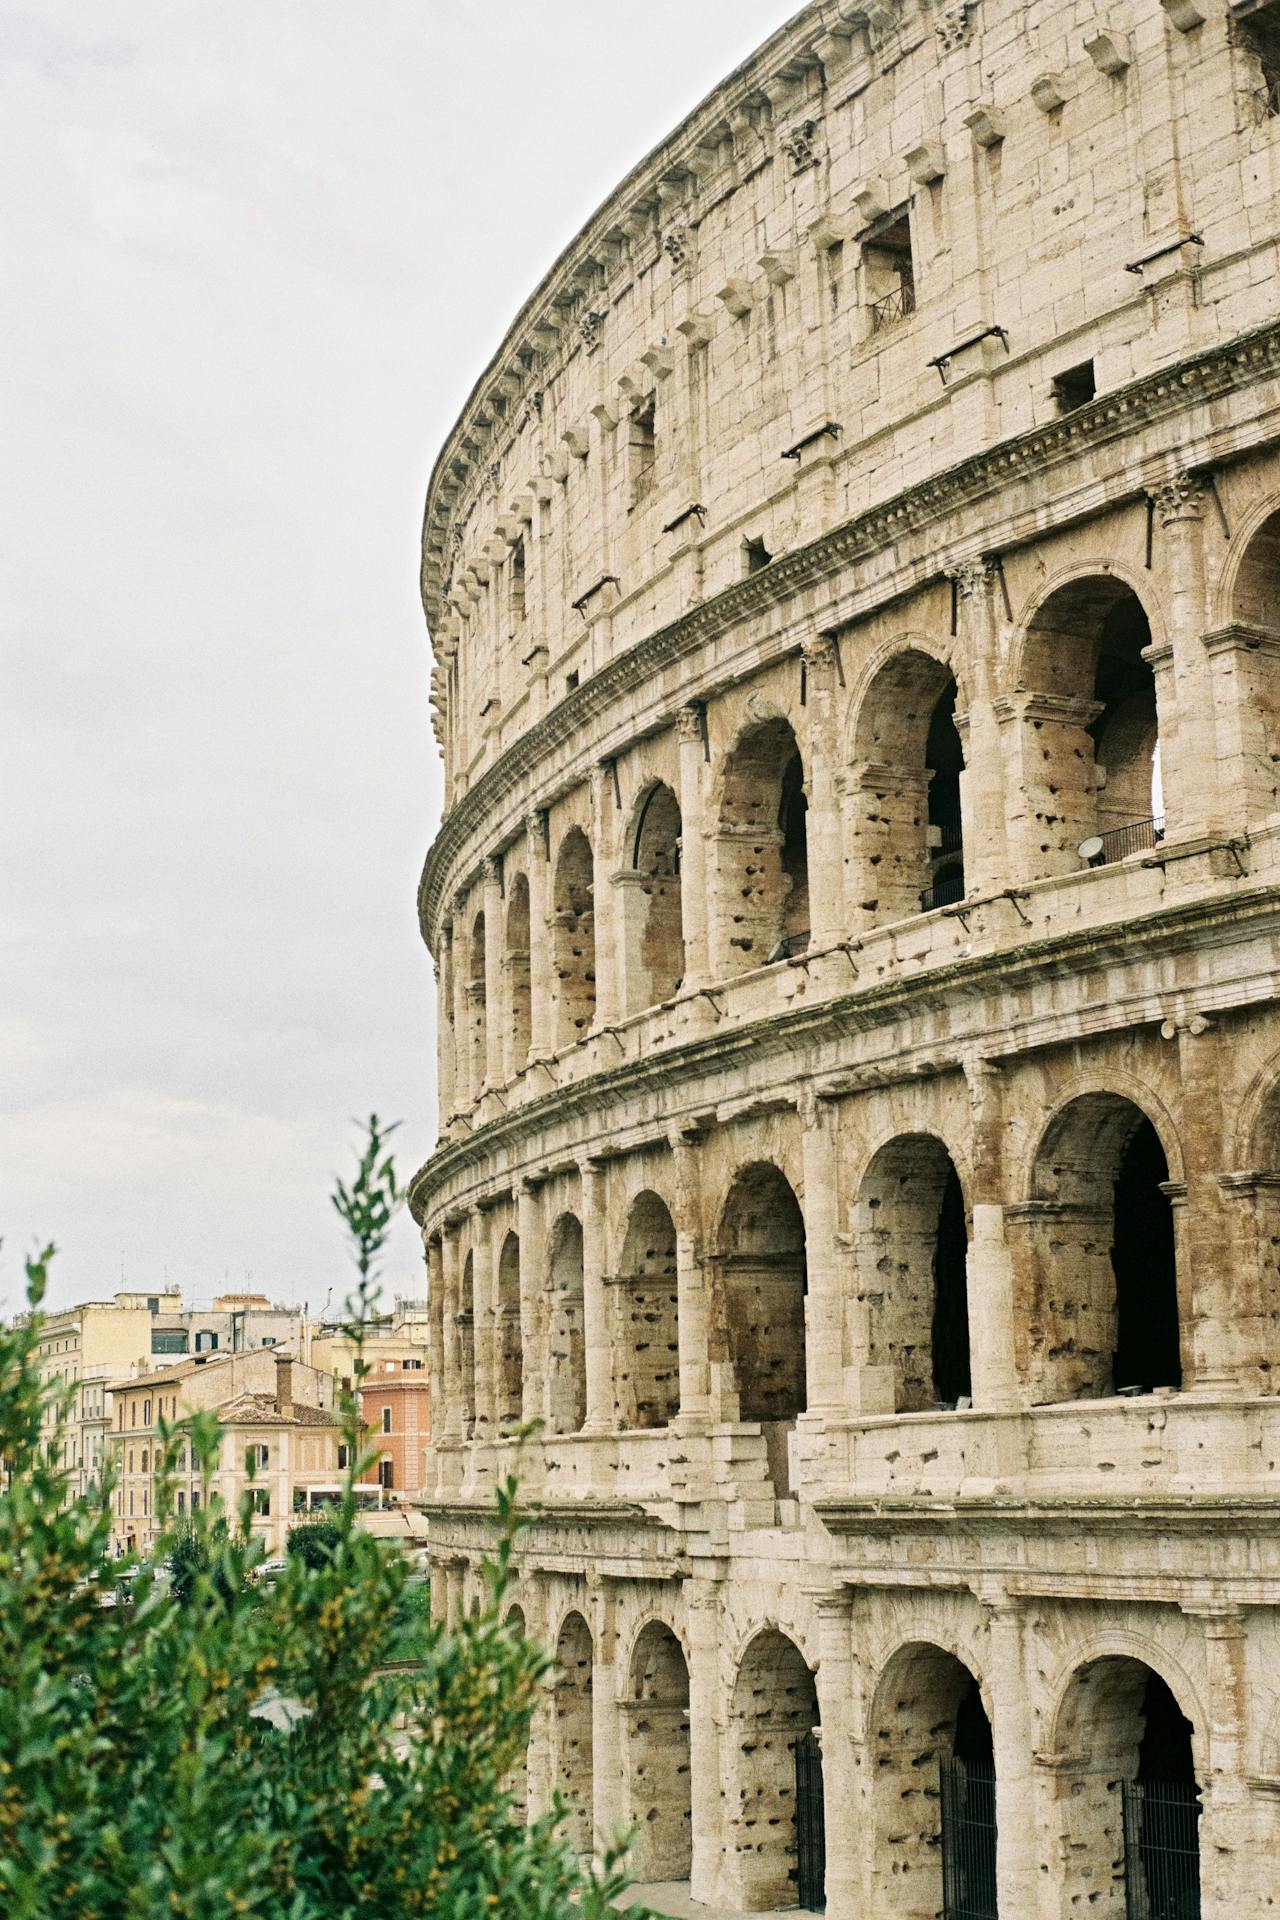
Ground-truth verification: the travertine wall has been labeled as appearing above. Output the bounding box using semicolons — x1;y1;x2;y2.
414;2;1280;1913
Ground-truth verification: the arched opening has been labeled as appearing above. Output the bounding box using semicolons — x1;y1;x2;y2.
1223;505;1280;822
505;872;532;1068
625;1623;691;1880
504;1602;529;1823
554;1611;594;1856
854;1135;972;1413
714;1164;806;1493
467;910;488;1092
870;1644;996;1920
1051;1657;1201;1919
726;1629;821;1911
496;1231;522;1427
850;648;963;925
1018;579;1161;874
627;782;684;1010
613;1191;679;1430
1025;1094;1181;1403
548;1213;587;1434
714;718;809;974
458;1250;476;1438
552;827;596;1047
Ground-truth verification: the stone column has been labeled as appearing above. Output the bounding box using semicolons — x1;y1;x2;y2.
428;1551;448;1626
450;889;473;1105
445;1558;465;1630
589;762;621;1031
525;812;554;1062
435;935;456;1123
800;635;844;946
685;1581;725;1905
516;1177;545;1429
440;1220;465;1445
998;693;1102;886
471;1207;497;1441
949;558;1009;897
1148;472;1217;840
670;1124;711;1425
590;1579;624;1851
965;1057;1020;1413
1203;621;1280;833
1190;1606;1252;1915
814;1592;858;1920
426;1233;445;1474
482;856;504;1090
981;1592;1037;1919
675;703;711;990
580;1159;613;1434
1174;1017;1236;1392
800;1089;844;1418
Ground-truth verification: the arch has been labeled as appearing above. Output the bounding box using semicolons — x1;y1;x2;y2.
868;1640;996;1920
613;1190;679;1430
504;871;532;1068
1013;574;1163;877
1223;495;1280;630
496;1230;522;1427
849;645;964;923
1219;500;1280;824
713;717;808;975
548;1212;586;1434
1024;1091;1182;1402
552;827;596;1047
725;1628;820;1911
553;1610;594;1856
625;1621;691;1880
623;781;684;1011
459;1250;477;1437
1047;1653;1202;1919
466;910;488;1092
852;1133;972;1412
714;1163;807;1444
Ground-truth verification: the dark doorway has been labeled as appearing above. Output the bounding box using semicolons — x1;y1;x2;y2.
932;1164;972;1405
1123;1674;1200;1920
940;1677;997;1920
1112;1119;1181;1392
794;1731;825;1911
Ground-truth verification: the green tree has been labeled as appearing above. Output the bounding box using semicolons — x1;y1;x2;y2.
286;1514;343;1570
0;1130;631;1918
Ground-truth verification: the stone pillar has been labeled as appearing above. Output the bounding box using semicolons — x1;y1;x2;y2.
435;934;456;1123
800;635;844;946
1190;1606;1252;1916
950;558;1009;897
1203;621;1280;833
516;1177;545;1429
685;1581;726;1905
981;1592;1037;1919
590;1580;624;1852
675;703;711;990
482;856;503;1090
1148;472;1217;840
610;868;651;1021
523;1578;556;1821
525;812;554;1062
800;1089;844;1418
450;889;473;1105
814;1593;858;1920
428;1552;448;1626
426;1233;445;1472
589;763;622;1031
1174;1017;1236;1392
965;1057;1020;1412
440;1220;464;1445
670;1124;711;1426
471;1207;497;1441
580;1159;613;1434
445;1559;465;1629
998;693;1102;886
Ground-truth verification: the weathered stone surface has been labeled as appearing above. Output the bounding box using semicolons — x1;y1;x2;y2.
414;3;1280;1911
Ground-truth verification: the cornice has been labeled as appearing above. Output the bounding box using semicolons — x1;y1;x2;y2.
408;875;1280;1225
418;316;1280;944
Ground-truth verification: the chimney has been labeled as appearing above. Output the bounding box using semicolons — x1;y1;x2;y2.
274;1353;294;1414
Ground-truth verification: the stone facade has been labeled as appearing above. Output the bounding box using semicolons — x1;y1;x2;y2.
412;2;1280;1913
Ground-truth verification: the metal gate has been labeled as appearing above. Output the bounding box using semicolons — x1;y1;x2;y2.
939;1756;998;1920
1122;1778;1201;1920
793;1731;825;1911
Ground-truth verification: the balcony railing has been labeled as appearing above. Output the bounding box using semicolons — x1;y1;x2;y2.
1121;1777;1200;1920
870;280;916;334
1095;814;1165;864
1251;75;1280;121
920;872;966;913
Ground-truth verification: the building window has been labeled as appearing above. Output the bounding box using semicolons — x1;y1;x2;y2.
1051;360;1096;413
381;1407;393;1434
337;1444;350;1470
194;1331;218;1353
628;399;656;506
261;1336;276;1347
147;1296;160;1314
128;1491;134;1516
151;1329;187;1355
510;536;526;622
247;1443;269;1471
143;1398;151;1425
140;1449;148;1473
176;1490;185;1515
1237;0;1280;119
128;1449;135;1473
825;239;844;315
864;209;916;334
403;1358;423;1371
249;1489;270;1516
745;537;772;576
191;1489;201;1511
378;1459;395;1490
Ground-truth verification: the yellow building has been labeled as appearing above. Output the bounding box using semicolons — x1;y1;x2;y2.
36;1291;182;1503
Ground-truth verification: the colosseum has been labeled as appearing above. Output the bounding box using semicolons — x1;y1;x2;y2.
410;1;1280;1912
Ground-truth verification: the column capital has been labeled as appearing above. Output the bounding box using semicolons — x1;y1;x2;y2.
797;1084;835;1132
482;853;502;889
675;701;705;744
948;555;998;597
1147;468;1208;525
524;809;549;861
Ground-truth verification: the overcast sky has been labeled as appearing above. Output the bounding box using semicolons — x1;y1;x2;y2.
1;1;793;1318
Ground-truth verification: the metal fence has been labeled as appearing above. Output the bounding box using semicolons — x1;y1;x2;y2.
920;872;967;914
1122;1778;1201;1920
939;1757;998;1920
1252;75;1280;121
1097;814;1166;864
794;1731;826;1912
870;281;916;333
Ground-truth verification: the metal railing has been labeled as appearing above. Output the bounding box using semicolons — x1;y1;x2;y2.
870;280;916;333
1122;1777;1201;1920
1251;74;1280;121
939;1757;998;1920
793;1731;826;1911
1097;814;1166;864
921;872;967;914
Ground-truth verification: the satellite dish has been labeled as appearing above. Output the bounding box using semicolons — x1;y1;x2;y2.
1077;835;1105;863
